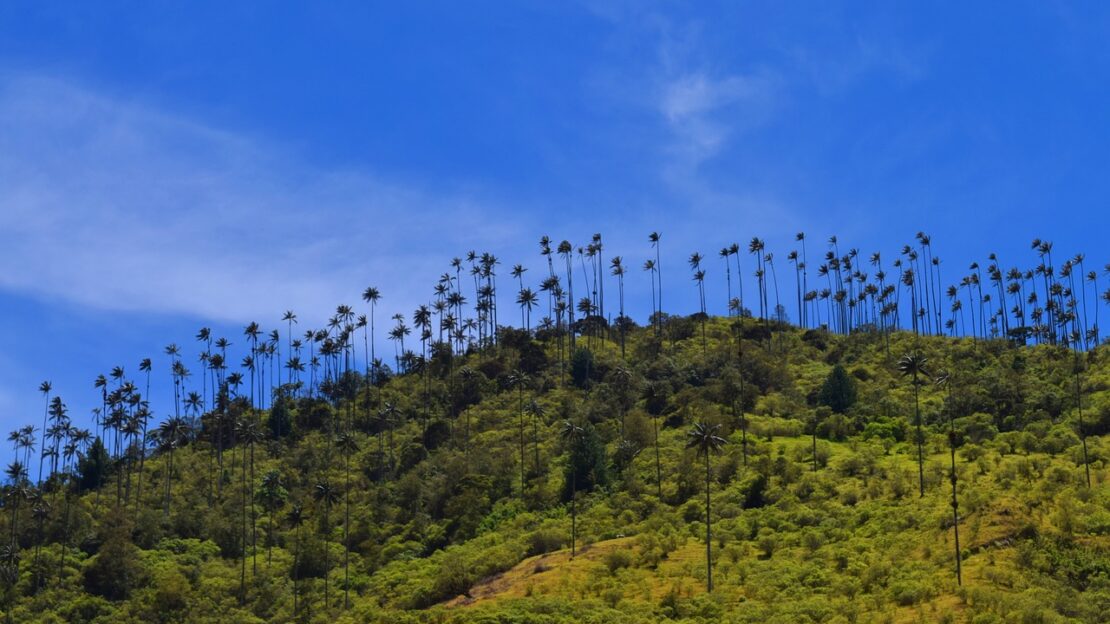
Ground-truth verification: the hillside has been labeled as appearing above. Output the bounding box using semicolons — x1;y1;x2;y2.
3;316;1108;623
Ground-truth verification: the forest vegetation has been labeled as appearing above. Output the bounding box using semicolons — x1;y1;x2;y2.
2;233;1108;623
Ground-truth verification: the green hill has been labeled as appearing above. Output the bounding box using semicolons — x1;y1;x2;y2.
4;317;1108;623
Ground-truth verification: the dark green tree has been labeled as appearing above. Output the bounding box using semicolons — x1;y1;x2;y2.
817;365;857;414
570;347;594;389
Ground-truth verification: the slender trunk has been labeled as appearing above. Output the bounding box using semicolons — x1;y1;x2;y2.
705;452;712;592
653;414;662;499
948;408;962;586
1075;357;1092;488
344;450;351;609
250;442;257;577
518;386;526;495
914;372;924;497
293;524;301;616
323;502;330;610
570;467;577;557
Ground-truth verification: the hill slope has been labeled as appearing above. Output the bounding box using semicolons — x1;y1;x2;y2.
3;317;1108;623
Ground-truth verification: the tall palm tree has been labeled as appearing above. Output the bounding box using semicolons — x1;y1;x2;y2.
256;469;285;567
156;416;190;517
643;259;658;333
686;422;726;592
314;480;340;611
650;232;663;338
287;504;305;616
336;431;359;608
525;399;544;474
610;257;627;357
719;247;734;316
897;352;929;497
749;238;767;324
558;240;576;348
796;232;809;327
137;358;153;503
508;370;530;494
935;371;962;586
5;461;28;555
36;382;50;486
517;288;538;333
1073;350;1092;488
30;493;48;592
560;420;584;557
458;368;478;471
689;252;707;353
236;418;265;578
511;264;527;328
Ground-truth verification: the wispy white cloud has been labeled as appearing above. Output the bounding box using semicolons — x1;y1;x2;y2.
0;75;525;325
658;70;777;170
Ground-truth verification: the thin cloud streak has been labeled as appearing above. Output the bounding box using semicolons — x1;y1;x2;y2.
0;75;524;325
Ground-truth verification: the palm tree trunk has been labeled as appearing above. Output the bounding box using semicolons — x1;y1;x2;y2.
344;451;351;609
705;452;712;593
653;414;662;499
914;372;924;497
1075;358;1092;488
250;442;257;577
948;412;961;586
570;467;577;557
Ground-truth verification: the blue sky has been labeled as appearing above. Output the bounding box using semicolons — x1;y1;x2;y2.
1;2;1110;443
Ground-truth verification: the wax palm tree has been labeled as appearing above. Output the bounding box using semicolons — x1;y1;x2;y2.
5;462;28;559
897;352;929;497
457;367;477;470
689;252;707;353
517;287;538;333
558;240;577;348
148;417;177;514
611;256;627;357
336;431;359;608
644;259;658;334
788;250;803;328
650;232;663;337
314;480;340;610
235;417;265;579
287;504;305;615
749;238;767;323
36;382;50;486
1073;350;1092;488
719;247;733;316
797;233;809;326
256;469;286;566
136;358;153;501
508;370;530;494
560;420;584;557
30;494;48;591
511;264;527;327
686;422;726;592
934;371;962;585
525;399;544;473
379;402;399;474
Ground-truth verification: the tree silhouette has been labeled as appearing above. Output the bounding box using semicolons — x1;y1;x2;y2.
897;352;929;497
314;480;340;611
336;431;359;608
256;469;287;567
560;420;584;557
287;504;305;616
508;370;530;494
935;371;962;585
686;422;726;592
